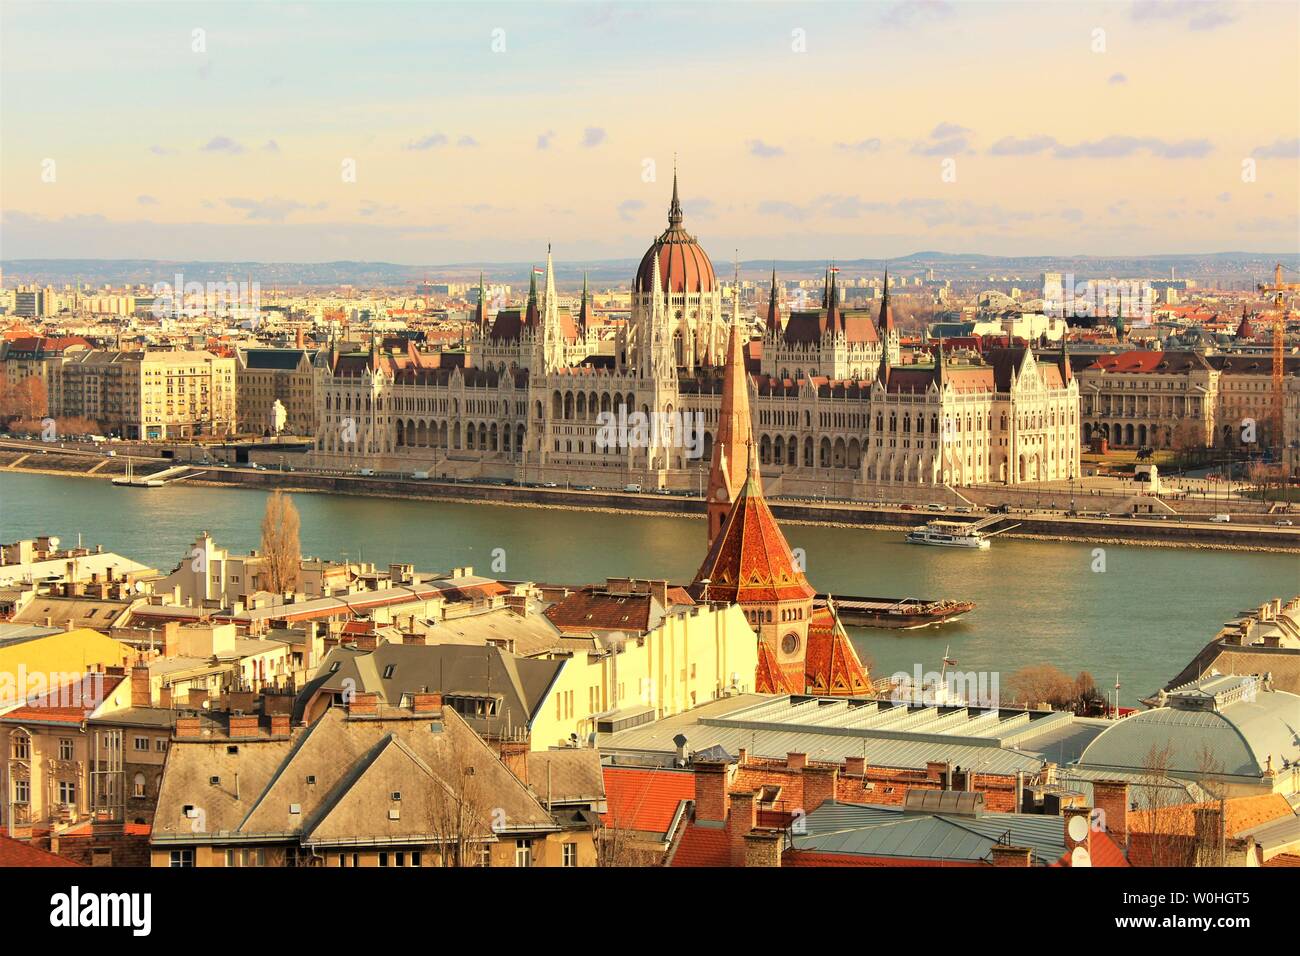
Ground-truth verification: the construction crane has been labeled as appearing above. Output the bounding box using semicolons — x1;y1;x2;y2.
1256;262;1298;454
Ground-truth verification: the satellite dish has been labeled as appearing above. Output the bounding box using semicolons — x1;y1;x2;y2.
1070;846;1091;868
1067;815;1089;843
48;536;60;549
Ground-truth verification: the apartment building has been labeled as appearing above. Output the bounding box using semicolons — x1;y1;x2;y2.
235;347;316;436
48;349;236;439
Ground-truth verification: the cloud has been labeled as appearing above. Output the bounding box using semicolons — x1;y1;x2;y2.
457;135;479;148
1216;191;1231;203
147;145;174;156
617;199;644;221
224;196;327;222
989;135;1057;156
404;133;447;151
756;194;1034;229
1108;73;1127;85
930;122;969;139
1252;138;1300;159
913;123;972;156
1052;136;1212;159
536;130;555;150
880;1;953;29
1130;1;1238;31
359;200;400;218
137;195;158;206
747;139;785;158
582;127;606;148
200;136;245;155
835;138;882;153
261;140;280;153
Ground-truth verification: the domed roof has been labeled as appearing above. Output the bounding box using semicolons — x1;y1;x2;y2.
635;173;717;295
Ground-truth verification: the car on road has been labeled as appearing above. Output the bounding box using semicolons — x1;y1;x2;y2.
541;481;558;488
1275;518;1294;527
954;506;973;513
1210;514;1231;523
926;503;947;511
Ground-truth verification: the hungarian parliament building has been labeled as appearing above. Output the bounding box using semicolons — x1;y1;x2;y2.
312;177;1082;495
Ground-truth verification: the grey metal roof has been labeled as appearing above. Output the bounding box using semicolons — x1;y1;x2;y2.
601;693;1106;776
1076;675;1300;782
792;800;1068;865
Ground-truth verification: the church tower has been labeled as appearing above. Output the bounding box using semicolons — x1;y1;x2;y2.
704;276;753;545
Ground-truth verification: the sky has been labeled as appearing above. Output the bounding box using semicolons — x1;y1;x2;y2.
2;0;1298;264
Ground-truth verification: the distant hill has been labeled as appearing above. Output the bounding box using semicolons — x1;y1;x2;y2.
3;252;1295;287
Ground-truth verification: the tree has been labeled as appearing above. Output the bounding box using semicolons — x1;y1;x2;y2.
1007;664;1075;709
259;490;301;595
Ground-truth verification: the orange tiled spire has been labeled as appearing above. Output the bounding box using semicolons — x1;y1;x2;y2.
705;279;753;545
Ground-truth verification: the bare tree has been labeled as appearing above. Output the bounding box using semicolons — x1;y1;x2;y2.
1008;664;1075;709
260;490;301;595
425;746;494;867
1135;740;1194;867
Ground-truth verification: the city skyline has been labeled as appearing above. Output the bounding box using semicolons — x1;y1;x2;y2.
3;0;1298;263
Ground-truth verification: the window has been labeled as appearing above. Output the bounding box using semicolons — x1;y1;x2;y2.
11;734;29;760
169;849;194;868
58;781;76;805
59;738;74;760
134;736;149;752
411;851;422;868
13;780;30;804
378;852;389;867
514;839;532;868
156;739;168;752
562;843;577;868
477;845;492;868
133;773;147;798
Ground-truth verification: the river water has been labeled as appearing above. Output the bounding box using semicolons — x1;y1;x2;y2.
2;472;1294;705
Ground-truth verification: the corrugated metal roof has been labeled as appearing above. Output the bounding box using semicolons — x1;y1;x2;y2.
601;694;1104;775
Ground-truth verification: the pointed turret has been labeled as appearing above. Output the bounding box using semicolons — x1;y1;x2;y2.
475;272;487;331
705;278;753;546
935;331;944;390
879;266;896;336
826;266;841;333
1058;332;1073;384
668;165;683;227
821;265;830;308
578;271;590;329
876;340;891;388
766;265;781;332
524;264;539;327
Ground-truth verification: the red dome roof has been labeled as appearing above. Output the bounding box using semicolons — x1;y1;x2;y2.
635;176;717;295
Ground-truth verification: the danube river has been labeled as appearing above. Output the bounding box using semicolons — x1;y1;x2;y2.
2;472;1295;705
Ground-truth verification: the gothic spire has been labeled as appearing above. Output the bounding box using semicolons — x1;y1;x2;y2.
766;264;781;332
668;162;683;227
879;265;896;336
476;271;487;330
578;271;590;328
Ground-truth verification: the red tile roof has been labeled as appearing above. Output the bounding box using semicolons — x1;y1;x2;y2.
602;767;695;836
0;675;124;724
0;835;82;867
545;590;654;634
671;824;730;866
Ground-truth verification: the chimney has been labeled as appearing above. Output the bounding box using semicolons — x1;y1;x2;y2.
162;621;180;658
348;692;379;717
727;790;759;866
411;692;443;713
926;760;951;787
673;733;688;766
159;686;173;709
499;738;529;785
802;765;839;812
1091;779;1130;841
744;830;783;867
1063;806;1093;866
174;716;202;739
786;752;807;771
269;714;290;736
692;760;732;824
129;665;151;708
989;844;1033;867
228;715;258;739
844;756;866;777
